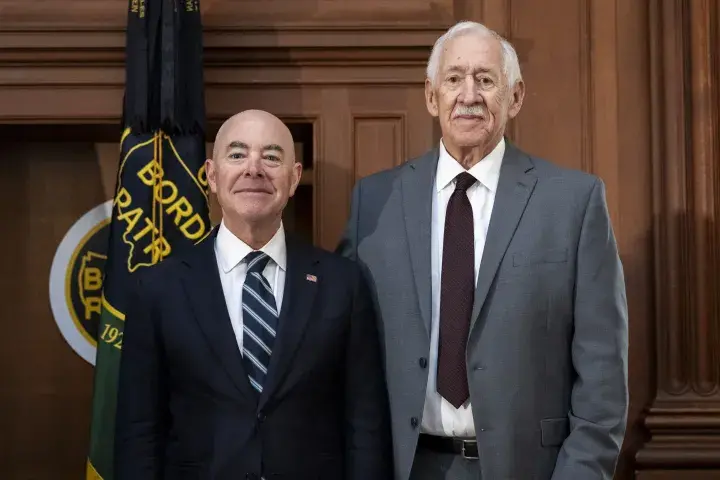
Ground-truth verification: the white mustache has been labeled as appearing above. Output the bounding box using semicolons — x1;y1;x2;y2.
454;105;486;117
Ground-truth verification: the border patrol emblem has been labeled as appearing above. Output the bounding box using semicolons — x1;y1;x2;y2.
49;200;113;365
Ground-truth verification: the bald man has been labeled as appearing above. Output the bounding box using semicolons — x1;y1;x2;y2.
114;110;393;480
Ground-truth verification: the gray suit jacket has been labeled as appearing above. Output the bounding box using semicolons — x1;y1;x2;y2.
337;142;629;480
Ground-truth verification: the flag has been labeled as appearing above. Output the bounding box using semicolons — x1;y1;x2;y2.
86;1;209;478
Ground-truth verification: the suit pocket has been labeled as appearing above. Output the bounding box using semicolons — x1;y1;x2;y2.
540;417;569;447
513;248;568;267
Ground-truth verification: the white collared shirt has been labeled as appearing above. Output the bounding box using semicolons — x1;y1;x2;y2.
421;137;505;437
214;220;287;354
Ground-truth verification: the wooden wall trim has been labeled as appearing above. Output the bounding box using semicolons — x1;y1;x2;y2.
636;0;720;469
0;1;455;123
0;26;436;123
0;26;448;51
0;0;457;30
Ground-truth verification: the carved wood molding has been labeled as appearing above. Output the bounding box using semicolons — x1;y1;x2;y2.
0;1;450;122
636;0;720;469
0;0;451;61
0;38;431;122
0;0;457;31
0;26;437;81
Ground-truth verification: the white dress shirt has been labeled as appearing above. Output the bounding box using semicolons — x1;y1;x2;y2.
421;137;505;438
214;220;287;354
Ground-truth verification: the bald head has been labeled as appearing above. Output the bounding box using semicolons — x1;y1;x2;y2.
213;109;294;162
206;109;302;239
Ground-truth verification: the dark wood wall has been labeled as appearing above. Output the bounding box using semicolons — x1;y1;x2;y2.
0;0;718;478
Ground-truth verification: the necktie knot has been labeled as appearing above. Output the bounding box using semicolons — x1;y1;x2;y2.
454;172;477;192
245;251;271;274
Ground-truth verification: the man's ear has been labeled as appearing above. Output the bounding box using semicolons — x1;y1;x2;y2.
508;79;525;119
289;162;303;197
425;78;439;117
206;158;217;194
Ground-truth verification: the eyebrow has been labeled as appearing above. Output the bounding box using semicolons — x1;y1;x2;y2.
225;141;284;154
263;144;284;154
445;65;495;75
226;141;249;152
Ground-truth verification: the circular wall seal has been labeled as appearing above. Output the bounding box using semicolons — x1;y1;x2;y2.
49;200;112;366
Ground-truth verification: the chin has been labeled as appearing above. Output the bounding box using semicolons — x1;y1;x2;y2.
237;208;272;222
449;132;491;149
229;200;270;220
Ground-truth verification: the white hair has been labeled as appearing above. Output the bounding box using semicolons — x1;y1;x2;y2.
426;21;522;87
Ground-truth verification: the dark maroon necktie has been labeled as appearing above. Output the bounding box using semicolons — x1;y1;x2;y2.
437;172;477;408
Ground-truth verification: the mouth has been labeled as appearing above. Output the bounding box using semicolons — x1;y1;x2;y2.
235;188;272;195
453;114;484;122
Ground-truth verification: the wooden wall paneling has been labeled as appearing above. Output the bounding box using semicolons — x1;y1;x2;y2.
348;86;435;162
0;2;436;250
0;59;430;123
0;7;442;123
473;0;510;35
635;0;720;476
0;0;458;29
205;88;323;125
614;0;655;478
503;0;586;171
0;141;110;480
352;114;405;180
94;143;123;196
317;84;436;250
316;88;352;250
200;0;457;26
342;86;435;246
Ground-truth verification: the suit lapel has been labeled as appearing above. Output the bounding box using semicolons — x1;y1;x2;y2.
180;227;258;402
258;236;319;410
401;149;439;337
471;143;537;330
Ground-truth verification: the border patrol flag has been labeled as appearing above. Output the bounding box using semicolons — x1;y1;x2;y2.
86;1;209;478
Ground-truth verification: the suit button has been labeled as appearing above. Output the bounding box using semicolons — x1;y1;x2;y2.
410;417;419;428
474;365;485;370
257;412;266;422
419;357;428;368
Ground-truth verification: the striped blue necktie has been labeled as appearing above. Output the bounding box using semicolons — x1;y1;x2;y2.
241;251;278;394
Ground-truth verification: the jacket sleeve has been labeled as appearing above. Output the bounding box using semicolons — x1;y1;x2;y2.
551;178;629;479
114;275;168;480
344;264;393;480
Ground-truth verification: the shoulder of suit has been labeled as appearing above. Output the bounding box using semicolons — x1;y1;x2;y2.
517;146;599;191
291;235;357;269
353;144;600;198
352;148;436;193
285;237;360;285
354;161;406;186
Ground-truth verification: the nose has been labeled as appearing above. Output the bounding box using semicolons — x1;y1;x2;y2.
459;75;479;104
243;152;264;177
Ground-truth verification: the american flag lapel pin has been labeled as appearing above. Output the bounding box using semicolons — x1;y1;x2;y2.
306;274;317;283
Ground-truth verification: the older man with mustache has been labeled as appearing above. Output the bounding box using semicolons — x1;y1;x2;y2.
338;21;629;480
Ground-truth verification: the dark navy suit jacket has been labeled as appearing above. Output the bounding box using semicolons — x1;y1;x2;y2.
114;228;392;479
